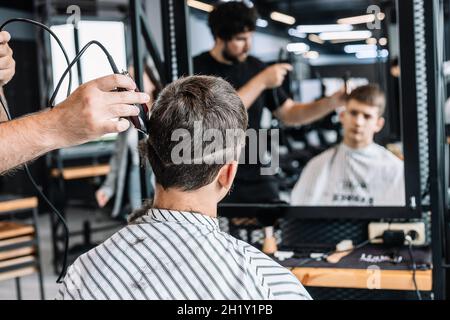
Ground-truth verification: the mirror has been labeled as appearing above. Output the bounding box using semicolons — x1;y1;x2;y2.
188;0;410;211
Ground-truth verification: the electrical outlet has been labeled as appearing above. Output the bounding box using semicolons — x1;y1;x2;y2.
368;222;426;246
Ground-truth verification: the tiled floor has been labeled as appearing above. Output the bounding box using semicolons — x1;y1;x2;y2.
0;207;123;300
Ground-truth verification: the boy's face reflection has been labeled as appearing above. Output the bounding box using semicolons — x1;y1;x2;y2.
340;99;385;148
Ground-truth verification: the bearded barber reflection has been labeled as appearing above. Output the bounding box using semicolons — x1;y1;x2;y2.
193;2;288;205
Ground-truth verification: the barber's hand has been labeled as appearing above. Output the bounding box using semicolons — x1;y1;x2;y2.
53;74;150;148
327;87;347;109
95;189;110;208
0;31;16;87
258;63;293;89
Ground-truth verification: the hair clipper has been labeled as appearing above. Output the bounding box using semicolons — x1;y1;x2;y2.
116;70;150;135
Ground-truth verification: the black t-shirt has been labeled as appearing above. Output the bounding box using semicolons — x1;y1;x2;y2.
193;51;289;182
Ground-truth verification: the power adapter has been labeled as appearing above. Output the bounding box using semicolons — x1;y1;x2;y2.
382;230;405;247
382;229;418;246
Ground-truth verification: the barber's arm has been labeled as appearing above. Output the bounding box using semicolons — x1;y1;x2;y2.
0;74;149;174
237;63;292;110
274;90;346;126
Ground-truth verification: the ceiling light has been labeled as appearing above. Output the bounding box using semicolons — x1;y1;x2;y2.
337;14;375;25
288;28;306;38
366;37;377;45
286;42;310;53
356;51;378;59
303;51;320;59
344;44;377;53
377;12;385;21
270;11;296;25
379;49;389;58
187;0;213;12
355;49;389;59
256;18;268;28
379;37;388;46
297;24;353;33
308;34;325;44
319;30;372;41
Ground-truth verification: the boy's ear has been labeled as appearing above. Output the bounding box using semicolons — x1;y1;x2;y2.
217;161;238;191
375;116;385;133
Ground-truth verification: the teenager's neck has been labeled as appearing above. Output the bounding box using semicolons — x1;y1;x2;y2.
343;138;373;150
152;186;217;218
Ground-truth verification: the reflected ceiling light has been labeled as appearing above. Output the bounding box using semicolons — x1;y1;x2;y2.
366;37;377;45
355;49;389;59
337;13;378;25
379;37;388;46
221;0;254;6
288;28;306;38
319;30;372;41
303;51;320;59
256;18;268;28
344;44;377;53
355;51;378;59
286;42;310;53
244;0;255;8
187;0;213;12
308;34;324;44
379;49;389;58
270;11;296;25
297;24;353;33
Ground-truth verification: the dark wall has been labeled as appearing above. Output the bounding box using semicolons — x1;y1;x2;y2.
0;1;33;11
3;40;41;116
1;39;43;196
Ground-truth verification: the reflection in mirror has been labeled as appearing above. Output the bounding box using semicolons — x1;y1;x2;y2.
290;84;405;206
188;0;405;207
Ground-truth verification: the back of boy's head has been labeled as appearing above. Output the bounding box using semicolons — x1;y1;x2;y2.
141;75;248;191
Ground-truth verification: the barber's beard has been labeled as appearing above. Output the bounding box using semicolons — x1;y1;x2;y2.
222;43;246;64
222;48;240;64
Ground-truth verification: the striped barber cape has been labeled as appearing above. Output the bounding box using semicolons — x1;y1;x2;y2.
56;208;311;300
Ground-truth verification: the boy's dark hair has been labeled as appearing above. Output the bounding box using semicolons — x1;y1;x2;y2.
348;84;386;116
208;1;257;40
141;75;248;191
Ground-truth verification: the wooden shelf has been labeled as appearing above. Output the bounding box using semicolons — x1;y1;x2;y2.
0;247;35;261
0;196;43;298
51;164;110;180
291;267;432;291
0;266;37;282
0;255;35;269
0;235;34;248
0;222;34;240
0;197;38;214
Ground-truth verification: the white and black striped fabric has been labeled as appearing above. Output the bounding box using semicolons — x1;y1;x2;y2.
56;208;311;300
291;143;405;206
